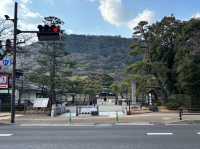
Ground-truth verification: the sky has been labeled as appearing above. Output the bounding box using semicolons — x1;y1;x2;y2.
0;0;200;38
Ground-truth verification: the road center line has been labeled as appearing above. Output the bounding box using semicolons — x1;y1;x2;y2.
146;132;173;136
0;134;13;137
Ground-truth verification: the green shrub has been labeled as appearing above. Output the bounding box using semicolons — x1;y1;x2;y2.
155;100;162;106
165;94;191;110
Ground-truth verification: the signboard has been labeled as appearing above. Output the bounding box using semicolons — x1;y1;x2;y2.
79;106;97;114
33;98;49;108
0;74;8;89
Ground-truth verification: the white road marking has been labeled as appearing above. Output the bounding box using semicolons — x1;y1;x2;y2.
146;132;173;136
196;132;200;135
116;123;154;126
0;134;13;137
165;124;189;126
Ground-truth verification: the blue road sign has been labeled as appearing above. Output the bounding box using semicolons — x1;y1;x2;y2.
3;58;12;66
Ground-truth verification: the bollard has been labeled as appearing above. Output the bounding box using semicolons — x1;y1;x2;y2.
24;103;26;114
116;111;119;122
179;108;183;120
69;111;72;124
97;106;99;116
76;106;78;116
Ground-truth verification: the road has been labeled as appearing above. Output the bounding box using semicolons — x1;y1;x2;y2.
0;124;200;149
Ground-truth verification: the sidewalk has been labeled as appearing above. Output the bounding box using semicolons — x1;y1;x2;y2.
1;112;200;125
14;112;181;125
0;112;24;124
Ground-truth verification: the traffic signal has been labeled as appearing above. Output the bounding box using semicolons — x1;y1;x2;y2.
37;24;62;41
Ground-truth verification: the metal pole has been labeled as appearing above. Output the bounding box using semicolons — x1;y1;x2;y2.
179;108;183;120
128;100;131;114
69;111;72;124
11;2;18;123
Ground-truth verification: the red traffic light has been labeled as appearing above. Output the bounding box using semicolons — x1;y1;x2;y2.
51;25;60;33
53;27;59;33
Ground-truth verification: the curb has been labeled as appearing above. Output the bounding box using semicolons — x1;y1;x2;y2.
19;122;155;127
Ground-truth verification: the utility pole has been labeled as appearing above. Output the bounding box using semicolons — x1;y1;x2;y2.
4;5;64;120
11;2;18;123
50;43;56;106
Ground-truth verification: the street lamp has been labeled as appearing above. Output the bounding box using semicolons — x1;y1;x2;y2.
4;15;14;22
4;15;10;20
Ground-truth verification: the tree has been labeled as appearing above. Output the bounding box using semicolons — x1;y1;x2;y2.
0;18;12;38
175;19;200;108
128;15;183;101
28;41;74;106
127;20;157;101
128;15;200;108
111;83;120;104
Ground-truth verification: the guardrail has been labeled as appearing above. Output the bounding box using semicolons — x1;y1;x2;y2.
179;108;200;120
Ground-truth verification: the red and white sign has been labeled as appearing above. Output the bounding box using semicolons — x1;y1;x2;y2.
0;75;8;89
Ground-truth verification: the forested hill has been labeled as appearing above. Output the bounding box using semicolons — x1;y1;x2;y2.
64;34;139;80
19;34;138;81
65;34;132;53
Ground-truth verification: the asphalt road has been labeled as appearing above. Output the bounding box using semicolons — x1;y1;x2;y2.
0;124;200;149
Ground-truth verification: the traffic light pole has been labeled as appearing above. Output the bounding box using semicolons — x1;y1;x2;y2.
7;3;64;122
11;2;18;123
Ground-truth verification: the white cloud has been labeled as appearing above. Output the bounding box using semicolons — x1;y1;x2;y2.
0;0;43;31
24;11;41;18
97;0;155;30
98;0;127;26
66;28;73;34
128;9;155;30
192;12;200;19
0;1;14;17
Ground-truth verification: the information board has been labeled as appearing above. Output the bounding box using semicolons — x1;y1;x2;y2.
33;98;49;108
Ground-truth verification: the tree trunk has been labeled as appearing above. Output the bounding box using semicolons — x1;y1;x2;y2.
83;94;87;105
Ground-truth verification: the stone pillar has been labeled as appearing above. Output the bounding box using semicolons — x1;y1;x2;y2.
51;104;56;117
131;81;137;105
